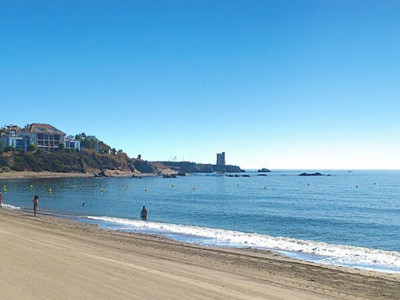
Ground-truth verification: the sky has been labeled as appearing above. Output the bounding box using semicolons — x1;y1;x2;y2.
1;1;399;169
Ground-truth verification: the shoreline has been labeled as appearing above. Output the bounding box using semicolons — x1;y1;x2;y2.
1;209;399;299
4;205;400;275
0;170;159;179
1;173;400;276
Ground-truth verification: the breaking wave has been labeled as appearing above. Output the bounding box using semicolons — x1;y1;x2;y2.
86;216;400;273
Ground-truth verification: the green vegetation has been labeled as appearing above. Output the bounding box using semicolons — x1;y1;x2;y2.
0;149;141;173
0;130;156;173
4;146;15;152
74;133;111;154
0;149;243;174
27;144;37;152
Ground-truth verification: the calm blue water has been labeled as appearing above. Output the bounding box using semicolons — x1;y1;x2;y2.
1;170;400;273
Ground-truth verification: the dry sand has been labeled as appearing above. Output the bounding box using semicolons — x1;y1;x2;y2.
0;170;159;179
0;170;94;179
0;209;399;300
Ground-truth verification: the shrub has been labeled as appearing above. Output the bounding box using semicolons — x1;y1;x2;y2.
11;164;24;171
11;156;26;171
24;154;41;171
4;146;15;152
27;144;37;152
52;160;65;172
0;156;9;167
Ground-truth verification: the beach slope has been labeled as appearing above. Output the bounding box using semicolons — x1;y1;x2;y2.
0;210;398;299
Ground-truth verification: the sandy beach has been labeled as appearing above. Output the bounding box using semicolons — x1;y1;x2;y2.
0;170;160;180
0;210;399;299
0;171;94;179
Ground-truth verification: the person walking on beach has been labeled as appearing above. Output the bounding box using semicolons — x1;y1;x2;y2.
140;205;147;220
33;195;39;217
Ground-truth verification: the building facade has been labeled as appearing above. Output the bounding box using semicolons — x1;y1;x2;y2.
1;124;65;152
1;125;28;150
64;135;81;151
20;123;66;152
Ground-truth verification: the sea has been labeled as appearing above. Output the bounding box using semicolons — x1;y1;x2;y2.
1;170;399;273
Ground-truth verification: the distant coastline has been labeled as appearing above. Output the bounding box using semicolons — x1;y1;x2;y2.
1;123;246;178
0;154;244;179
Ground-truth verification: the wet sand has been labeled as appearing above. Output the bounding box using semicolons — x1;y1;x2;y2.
0;209;399;299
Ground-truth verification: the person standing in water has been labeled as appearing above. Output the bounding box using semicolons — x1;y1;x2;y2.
33;195;39;217
140;205;147;220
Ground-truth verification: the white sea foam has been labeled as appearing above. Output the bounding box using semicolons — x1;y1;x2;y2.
2;203;21;210
87;216;400;272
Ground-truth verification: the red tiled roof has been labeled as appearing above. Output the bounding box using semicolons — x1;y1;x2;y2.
21;123;65;135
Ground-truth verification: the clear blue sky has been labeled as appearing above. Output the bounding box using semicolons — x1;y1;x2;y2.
1;1;399;169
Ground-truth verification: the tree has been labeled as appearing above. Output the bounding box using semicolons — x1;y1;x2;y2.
75;132;86;140
98;141;111;154
27;144;37;152
81;138;97;150
137;154;142;160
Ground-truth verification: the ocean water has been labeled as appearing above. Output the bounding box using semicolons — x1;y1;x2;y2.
1;170;400;273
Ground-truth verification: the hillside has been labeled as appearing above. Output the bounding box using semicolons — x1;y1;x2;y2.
0;149;155;174
0;150;243;175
